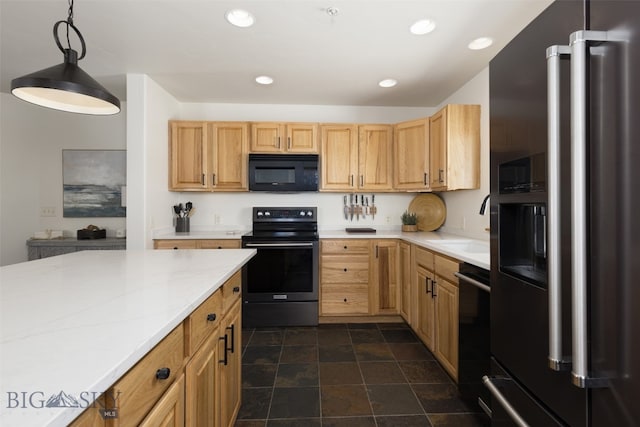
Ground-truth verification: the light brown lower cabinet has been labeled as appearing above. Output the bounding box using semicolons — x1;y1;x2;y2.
398;241;412;324
70;272;243;427
411;245;460;381
139;375;185;427
185;331;220;427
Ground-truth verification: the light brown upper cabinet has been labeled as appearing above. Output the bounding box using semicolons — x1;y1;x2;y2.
250;122;318;153
429;104;480;191
321;124;393;191
169;121;208;191
169;121;248;191
394;118;430;191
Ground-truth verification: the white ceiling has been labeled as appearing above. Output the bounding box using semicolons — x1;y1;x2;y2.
0;0;552;108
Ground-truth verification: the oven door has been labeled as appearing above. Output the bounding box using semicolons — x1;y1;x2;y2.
242;240;319;302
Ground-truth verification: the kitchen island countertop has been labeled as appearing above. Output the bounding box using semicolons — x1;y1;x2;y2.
0;248;255;427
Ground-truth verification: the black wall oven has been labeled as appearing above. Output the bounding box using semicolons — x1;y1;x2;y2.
241;207;319;327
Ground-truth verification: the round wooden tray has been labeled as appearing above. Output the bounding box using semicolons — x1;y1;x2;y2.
408;194;446;231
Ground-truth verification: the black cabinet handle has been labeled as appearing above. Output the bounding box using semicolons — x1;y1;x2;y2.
155;367;171;380
233;286;240;293
432;280;437;298
344;298;348;302
226;324;235;353
344;245;348;249
343;268;348;272
219;335;228;365
173;247;179;250
207;313;217;322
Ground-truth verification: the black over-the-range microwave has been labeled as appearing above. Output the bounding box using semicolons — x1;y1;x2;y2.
248;153;319;192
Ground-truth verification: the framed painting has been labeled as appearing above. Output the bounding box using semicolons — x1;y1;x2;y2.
62;150;126;217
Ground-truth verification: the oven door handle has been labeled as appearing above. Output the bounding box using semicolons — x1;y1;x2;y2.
244;242;315;248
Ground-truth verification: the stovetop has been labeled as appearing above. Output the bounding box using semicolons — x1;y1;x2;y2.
244;206;318;241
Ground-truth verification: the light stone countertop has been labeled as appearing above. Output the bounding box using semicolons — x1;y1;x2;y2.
153;229;490;270
0;249;255;427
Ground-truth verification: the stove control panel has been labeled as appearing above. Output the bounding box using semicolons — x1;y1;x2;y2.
253;207;317;221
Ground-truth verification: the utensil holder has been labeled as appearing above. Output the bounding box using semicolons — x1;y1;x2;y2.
175;217;190;233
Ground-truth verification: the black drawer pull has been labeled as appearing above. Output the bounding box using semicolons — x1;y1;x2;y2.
207;313;217;322
155;367;170;380
344;298;347;302
343;268;348;272
233;286;240;293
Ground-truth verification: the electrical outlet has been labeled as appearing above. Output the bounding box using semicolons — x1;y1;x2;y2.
214;214;221;224
386;216;391;224
40;206;56;217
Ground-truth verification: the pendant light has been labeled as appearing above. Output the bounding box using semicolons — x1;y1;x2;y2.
11;0;120;115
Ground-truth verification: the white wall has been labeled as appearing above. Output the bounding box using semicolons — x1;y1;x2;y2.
436;67;491;240
0;94;126;266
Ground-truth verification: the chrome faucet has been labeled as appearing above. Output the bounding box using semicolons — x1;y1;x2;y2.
479;194;490;215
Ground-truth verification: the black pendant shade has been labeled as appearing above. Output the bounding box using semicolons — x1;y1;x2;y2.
10;2;120;115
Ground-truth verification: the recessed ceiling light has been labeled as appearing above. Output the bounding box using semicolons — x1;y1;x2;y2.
410;19;436;35
468;37;494;50
378;79;398;88
225;9;255;28
326;7;339;17
255;76;274;85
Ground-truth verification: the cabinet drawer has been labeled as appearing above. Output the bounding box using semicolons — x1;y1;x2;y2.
154;240;197;250
186;289;223;355
321;284;369;315
321;255;369;283
322;239;370;255
435;254;459;284
108;325;185;427
198;239;241;249
222;270;242;312
414;246;434;270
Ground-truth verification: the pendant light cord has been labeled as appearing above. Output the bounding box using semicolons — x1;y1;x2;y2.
53;0;86;60
65;0;74;49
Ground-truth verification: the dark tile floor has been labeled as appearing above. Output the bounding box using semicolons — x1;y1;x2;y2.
235;323;490;427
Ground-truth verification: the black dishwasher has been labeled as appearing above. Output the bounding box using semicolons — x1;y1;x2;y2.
455;263;491;417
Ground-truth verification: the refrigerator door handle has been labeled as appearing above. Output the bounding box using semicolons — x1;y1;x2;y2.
546;44;572;373
569;30;622;389
482;376;530;427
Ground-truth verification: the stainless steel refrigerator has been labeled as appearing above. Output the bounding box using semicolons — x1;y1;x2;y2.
488;0;640;425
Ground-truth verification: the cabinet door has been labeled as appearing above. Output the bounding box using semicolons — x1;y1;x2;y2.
416;265;436;350
429;105;480;191
320;124;358;190
185;333;220;427
250;122;284;152
286;123;318;153
429;109;447;190
358;125;393;190
434;278;459;381
210;122;248;190
219;301;241;427
139;375;185;427
399;242;412;323
394;118;430;190
371;240;399;315
170;121;209;190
